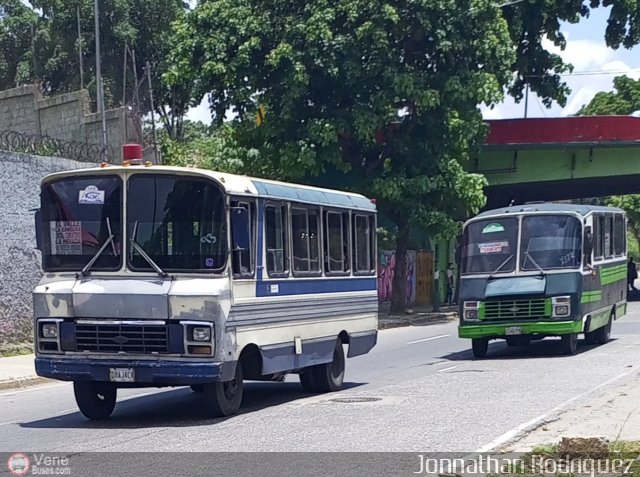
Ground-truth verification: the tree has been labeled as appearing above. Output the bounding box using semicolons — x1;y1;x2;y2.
0;0;40;90
579;75;640;115
167;0;515;312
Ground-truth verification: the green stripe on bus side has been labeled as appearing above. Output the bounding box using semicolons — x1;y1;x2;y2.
599;264;626;286
581;290;603;304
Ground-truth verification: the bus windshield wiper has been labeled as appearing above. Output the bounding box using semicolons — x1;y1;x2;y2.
488;254;514;279
81;217;117;276
523;251;546;276
129;220;167;277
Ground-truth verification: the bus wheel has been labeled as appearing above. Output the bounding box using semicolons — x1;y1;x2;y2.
560;333;578;355
471;338;488;358
299;369;318;393
307;340;346;393
203;363;243;417
594;315;613;345
190;384;204;393
73;381;117;420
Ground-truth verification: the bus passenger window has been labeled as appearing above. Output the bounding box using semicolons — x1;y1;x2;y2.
231;202;253;276
614;214;625;256
325;211;349;274
593;215;603;261
265;205;288;276
354;215;375;274
291;207;320;274
604;214;613;259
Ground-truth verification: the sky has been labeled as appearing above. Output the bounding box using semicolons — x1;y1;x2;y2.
187;5;640;124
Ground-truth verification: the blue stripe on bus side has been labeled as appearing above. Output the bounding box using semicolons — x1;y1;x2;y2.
256;277;376;297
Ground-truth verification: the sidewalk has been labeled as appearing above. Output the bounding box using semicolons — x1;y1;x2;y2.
502;370;640;451
378;303;458;329
0;354;50;390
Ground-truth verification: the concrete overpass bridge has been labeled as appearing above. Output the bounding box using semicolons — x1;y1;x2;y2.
478;116;640;209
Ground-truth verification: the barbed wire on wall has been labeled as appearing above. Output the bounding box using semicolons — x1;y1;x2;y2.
0;130;115;163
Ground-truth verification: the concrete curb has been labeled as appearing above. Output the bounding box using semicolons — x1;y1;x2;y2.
0;376;54;391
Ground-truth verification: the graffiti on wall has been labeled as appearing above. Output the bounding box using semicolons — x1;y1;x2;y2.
377;250;416;304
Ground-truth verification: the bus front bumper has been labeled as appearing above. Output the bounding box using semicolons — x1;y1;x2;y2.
458;320;583;339
35;357;236;385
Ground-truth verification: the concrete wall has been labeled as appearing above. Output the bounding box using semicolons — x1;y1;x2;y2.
0;151;90;350
0;85;139;161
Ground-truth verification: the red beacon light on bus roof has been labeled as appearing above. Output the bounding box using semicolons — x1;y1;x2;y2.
122;143;143;166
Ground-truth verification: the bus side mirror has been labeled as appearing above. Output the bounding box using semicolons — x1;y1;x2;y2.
231;207;250;250
34;209;43;251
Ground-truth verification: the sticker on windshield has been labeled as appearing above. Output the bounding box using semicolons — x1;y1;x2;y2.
50;221;82;255
479;241;509;254
481;223;505;234
78;185;105;205
205;258;215;267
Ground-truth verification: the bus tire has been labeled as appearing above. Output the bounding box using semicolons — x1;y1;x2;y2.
594;314;613;345
73;381;117;420
471;338;488;358
310;340;346;393
299;370;318;393
190;384;204;393
560;332;578;355
203;363;243;417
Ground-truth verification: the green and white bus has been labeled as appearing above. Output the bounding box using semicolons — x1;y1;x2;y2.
458;203;627;358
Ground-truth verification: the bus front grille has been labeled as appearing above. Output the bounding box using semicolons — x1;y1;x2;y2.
483;299;548;320
75;323;169;353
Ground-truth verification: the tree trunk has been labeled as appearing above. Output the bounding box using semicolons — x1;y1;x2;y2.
390;225;410;314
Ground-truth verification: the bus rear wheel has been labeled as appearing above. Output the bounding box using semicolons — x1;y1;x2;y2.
593;315;613;345
471;338;488;358
202;363;243;418
73;381;117;420
299;340;345;393
560;332;578;355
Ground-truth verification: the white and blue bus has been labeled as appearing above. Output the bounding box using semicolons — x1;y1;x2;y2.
33;163;378;419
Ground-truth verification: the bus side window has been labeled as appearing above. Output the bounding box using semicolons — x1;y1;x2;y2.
231;201;254;277
353;214;375;275
291;207;320;275
584;225;593;265
604;214;614;259
614;214;625;256
324;211;350;275
594;214;603;261
265;204;288;276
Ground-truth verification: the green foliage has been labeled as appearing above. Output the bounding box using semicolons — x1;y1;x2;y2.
579;75;640;116
160;121;261;175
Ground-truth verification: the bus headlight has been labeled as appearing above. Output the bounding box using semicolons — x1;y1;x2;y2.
552;296;571;317
41;323;58;339
464;301;479;321
192;326;211;342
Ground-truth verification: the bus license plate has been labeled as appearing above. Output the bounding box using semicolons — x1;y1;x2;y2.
110;368;135;382
505;326;522;336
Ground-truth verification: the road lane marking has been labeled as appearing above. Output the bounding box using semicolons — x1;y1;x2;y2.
437;365;462;373
0;382;70;397
407;334;451;345
475;370;636;453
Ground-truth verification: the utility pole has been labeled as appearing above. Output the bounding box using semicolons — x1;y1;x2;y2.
146;61;160;164
77;6;84;89
94;0;107;149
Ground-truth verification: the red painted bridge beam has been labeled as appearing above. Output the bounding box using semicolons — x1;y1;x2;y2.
485;116;640;146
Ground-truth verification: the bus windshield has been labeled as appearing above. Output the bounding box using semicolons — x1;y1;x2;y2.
461;217;518;274
41;176;122;271
127;175;227;272
520;215;581;270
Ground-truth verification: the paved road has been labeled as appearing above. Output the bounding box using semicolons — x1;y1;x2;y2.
1;304;639;454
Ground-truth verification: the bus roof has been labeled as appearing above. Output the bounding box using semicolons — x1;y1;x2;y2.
475;202;625;218
41;165;377;212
